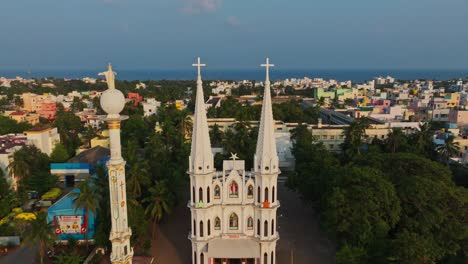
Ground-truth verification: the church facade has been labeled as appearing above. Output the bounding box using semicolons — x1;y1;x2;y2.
188;58;279;264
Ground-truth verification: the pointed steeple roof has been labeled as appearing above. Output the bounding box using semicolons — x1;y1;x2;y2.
255;58;279;174
190;57;214;174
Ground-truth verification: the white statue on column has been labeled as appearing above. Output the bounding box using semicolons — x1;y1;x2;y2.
99;64;133;264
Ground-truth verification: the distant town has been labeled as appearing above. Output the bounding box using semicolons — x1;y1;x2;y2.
0;70;467;264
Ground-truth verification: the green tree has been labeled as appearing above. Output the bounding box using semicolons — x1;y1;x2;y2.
23;212;54;264
127;160;150;200
436;135;460;165
409;123;435;158
0;116;32;134
54;109;82;156
54;253;85;264
324;166;401;247
70;178;101;250
209;124;224;147
50;143;70;163
143;181;174;239
384;127;408;153
341;118;370;161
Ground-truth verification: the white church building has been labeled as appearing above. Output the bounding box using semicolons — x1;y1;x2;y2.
189;58;280;264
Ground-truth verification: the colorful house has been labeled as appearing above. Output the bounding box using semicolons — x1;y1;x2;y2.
47;191;96;242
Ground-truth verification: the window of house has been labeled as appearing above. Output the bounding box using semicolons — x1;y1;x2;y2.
229;181;239;198
214;217;221;230
208;220;211;236
247;217;253;229
264;187;269;202
214;185;220;199
199;187;203;202
264;220;268;237
247;185;253;198
207;187;210;203
229;213;239;230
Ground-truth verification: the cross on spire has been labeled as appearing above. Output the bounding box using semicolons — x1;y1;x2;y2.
261;57;274;82
192;57;206;79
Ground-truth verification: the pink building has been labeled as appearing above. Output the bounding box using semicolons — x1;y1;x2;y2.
127;93;143;106
449;109;468;127
37;101;57;120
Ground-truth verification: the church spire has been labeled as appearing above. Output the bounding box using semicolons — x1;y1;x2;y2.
190;57;213;174
255;58;278;174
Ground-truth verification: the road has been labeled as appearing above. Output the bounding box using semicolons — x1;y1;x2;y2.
0;245;38;264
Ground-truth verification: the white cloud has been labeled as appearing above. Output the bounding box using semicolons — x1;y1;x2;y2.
182;0;222;14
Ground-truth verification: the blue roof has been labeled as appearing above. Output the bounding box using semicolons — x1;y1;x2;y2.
51;163;90;170
48;189;84;214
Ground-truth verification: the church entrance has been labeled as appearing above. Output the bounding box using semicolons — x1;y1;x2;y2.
213;259;255;264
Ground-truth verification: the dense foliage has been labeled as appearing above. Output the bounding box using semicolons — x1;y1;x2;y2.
288;122;468;263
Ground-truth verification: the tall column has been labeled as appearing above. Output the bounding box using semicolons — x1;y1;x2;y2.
99;64;133;264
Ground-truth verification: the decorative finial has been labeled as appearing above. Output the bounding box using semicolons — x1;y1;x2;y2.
192;57;206;80
261;57;275;83
230;153;238;161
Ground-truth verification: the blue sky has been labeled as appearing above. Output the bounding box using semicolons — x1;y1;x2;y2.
0;0;467;70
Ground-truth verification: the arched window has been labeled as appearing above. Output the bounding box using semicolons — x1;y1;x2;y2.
247;217;253;229
194;252;197;264
192;186;195;203
229;181;239;197
229;213;238;230
200;253;204;264
208;220;211;236
271;220;274;235
264;253;268;264
272;186;275;203
193;220;196;236
257;219;260;236
264;187;269;202
214;185;220;199
200;221;204;237
264;220;268;237
199;187;203;202
257;186;261;203
271;251;274;264
247;185;253;198
214;217;221;230
207;187;210;203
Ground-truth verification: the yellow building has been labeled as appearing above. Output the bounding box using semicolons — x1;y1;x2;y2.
9;111;40;125
90;130;110;148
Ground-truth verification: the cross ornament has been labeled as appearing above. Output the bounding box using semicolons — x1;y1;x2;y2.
261;57;274;82
192;57;206;78
230;152;239;161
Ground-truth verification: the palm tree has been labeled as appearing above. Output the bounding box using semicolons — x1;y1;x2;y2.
143;181;174;239
341;118;370;160
436;135;460;165
411;122;435;157
127;160;150;199
385;128;407;153
177;114;193;139
209;124;224;147
70;178;101;250
7;147;31;189
23;212;54;264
